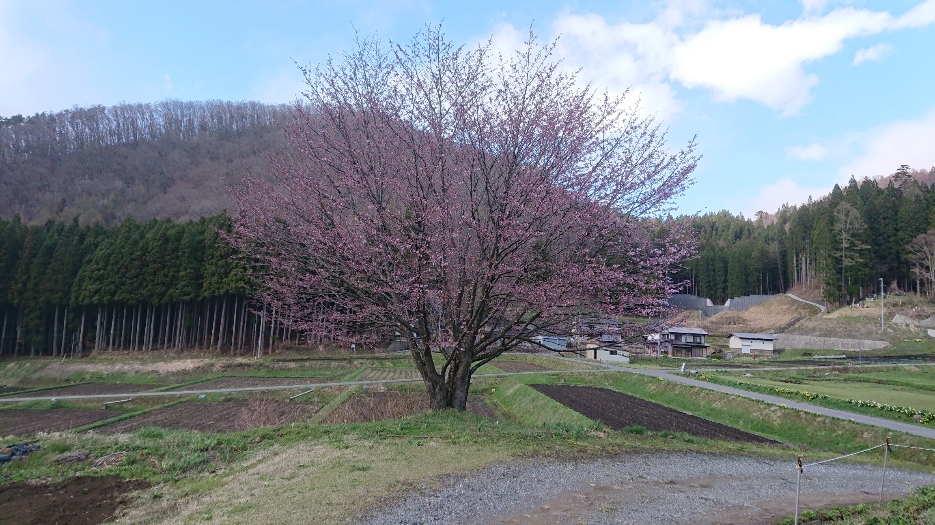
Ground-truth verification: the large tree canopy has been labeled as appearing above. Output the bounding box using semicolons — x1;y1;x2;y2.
231;27;698;409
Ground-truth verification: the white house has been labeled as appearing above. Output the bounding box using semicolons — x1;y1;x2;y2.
728;333;777;355
584;345;630;363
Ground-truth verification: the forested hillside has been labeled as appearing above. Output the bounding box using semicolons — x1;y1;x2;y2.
677;166;935;306
0;215;294;357
0;100;290;225
4;99;935;349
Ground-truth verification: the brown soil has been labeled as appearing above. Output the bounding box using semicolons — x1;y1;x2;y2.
95;400;315;434
0;475;149;525
494;362;552;373
531;385;776;444
325;391;494;424
0;409;118;437
25;383;156;397
180;377;324;390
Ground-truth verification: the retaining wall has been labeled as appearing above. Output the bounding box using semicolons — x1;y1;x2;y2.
775;334;888;351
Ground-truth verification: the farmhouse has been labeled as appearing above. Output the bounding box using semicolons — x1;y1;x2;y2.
728;332;777;355
662;327;710;358
530;334;568;351
583;343;630;363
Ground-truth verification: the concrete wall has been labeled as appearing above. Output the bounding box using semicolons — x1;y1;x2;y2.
775;334;888;351
668;294;774;318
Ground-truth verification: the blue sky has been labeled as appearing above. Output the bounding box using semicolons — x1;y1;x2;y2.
2;0;934;217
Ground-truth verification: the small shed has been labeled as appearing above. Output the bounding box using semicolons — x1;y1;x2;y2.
728;333;777;355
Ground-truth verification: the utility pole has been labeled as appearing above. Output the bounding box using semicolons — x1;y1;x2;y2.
880;278;884;332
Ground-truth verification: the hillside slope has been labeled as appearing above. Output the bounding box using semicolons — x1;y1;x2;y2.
0;100;289;225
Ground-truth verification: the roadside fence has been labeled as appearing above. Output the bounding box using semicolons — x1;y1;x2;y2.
793;437;935;525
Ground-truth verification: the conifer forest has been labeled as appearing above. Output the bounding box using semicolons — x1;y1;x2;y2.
675;166;935;305
0;214;299;358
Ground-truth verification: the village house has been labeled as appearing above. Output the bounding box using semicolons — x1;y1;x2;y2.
643;327;710;358
728;332;777;355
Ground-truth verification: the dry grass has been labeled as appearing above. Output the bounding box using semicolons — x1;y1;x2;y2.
784;315;921;343
688;295;820;336
116;439;512;525
323;389;493;423
358;368;421;381
324;391;429;424
234;398;311;429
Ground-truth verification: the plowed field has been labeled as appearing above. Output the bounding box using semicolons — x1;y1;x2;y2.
0;476;150;525
96;400;315;434
532;385;775;444
0;408;118;437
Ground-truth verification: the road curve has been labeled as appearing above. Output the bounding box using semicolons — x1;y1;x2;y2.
785;292;827;313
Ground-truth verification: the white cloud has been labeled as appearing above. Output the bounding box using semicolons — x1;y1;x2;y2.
672;8;895;115
896;0;935;28
800;0;832;15
787;142;829;160
839;110;935;178
489;1;935;117
550;12;683;119
745;178;831;216
853;43;892;65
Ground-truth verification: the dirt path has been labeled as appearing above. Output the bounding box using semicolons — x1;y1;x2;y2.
362;453;934;525
785;293;827;313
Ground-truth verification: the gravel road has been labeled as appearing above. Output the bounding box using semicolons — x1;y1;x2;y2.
361;453;934;525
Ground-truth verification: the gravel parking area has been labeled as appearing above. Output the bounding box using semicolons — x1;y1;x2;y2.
361;453;934;525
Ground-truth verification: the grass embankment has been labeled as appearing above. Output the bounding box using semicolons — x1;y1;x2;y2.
700;365;935;425
491;371;935;467
777;485;935;525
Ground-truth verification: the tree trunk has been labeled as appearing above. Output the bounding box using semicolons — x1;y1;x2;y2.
52;306;59;356
239;300;247;354
61;309;67;357
133;304;141;351
96;305;103;352
257;305;266;358
210;298;219;351
229;297;239;355
78;309;86;358
120;304;127;350
0;309;7;356
217;297;228;352
447;356;472;410
109;304;116;351
268;307;276;354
